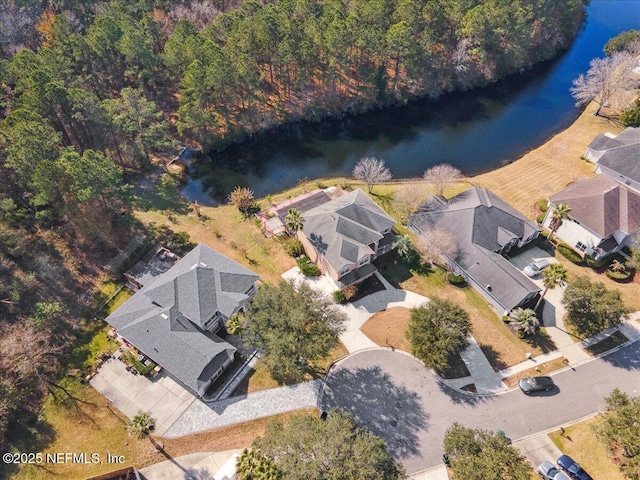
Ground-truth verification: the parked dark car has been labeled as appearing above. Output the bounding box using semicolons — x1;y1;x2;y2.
557;454;593;480
519;376;555;394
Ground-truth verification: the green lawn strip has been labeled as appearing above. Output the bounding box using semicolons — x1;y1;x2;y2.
502;357;567;388
549;418;626;480
585;330;629;356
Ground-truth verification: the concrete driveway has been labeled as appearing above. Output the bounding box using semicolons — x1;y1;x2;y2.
90;357;196;435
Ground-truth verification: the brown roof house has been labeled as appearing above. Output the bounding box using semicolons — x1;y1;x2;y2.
543;175;640;260
585;127;640;193
409;187;541;315
297;189;396;288
106;244;259;397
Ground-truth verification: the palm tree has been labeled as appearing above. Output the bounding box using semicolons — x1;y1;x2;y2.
392;235;413;262
128;411;155;439
535;263;568;310
548;203;572;243
285;208;305;236
236;448;281;480
509;308;539;336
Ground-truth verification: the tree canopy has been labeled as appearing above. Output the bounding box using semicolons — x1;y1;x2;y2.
562;276;629;337
243;280;347;381
406;298;470;371
254;409;405;480
594;389;640;480
443;423;531;480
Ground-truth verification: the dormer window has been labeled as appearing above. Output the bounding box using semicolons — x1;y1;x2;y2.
358;256;369;266
339;266;351;276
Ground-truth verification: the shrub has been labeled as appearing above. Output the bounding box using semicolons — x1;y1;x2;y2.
297;256;321;276
447;273;466;286
536;212;546;224
557;244;583;265
536;199;549;213
605;269;631;281
333;290;346;303
283;238;303;257
620;99;640;127
585;255;607;269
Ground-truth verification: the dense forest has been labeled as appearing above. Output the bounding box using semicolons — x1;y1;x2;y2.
0;0;585;450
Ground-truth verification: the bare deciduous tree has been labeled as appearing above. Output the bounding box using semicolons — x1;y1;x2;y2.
352;157;392;193
423;164;462;198
570;52;638;116
392;182;426;220
416;227;458;269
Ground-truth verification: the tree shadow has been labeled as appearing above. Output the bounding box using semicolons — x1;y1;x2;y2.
478;344;508;372
524;329;557;354
434;380;490;406
597;340;640;371
320;366;429;459
1;416;57;478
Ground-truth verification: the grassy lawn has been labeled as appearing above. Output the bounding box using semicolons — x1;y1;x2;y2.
377;258;555;370
472;100;623;219
234;341;349;395
549;417;626;480
502;357;567;388
132;174;295;285
585;330;629;357
360;307;412;352
104;287;133;315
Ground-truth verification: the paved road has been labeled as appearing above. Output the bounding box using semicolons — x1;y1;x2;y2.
320;342;640;475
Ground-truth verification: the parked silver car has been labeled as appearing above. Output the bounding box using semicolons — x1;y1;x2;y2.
537;461;571;480
524;258;551;277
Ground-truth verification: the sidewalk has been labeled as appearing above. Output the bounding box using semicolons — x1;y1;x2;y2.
459;336;506;394
139;450;240;480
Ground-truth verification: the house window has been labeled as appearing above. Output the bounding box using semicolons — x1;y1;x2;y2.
575;241;587;252
358;256;369;267
339;266;351;276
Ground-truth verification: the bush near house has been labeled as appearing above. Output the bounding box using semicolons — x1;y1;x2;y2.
333;290;347;304
606;268;632;282
536;212;546;224
296;256;321;276
537;199;549;213
557;243;584;265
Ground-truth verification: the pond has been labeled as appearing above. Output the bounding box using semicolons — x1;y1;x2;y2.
183;0;640;204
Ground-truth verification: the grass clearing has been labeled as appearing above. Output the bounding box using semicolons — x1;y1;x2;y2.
502;357;567;387
549;417;626;480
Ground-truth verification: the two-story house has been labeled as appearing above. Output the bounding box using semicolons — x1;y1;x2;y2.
297;189;396;288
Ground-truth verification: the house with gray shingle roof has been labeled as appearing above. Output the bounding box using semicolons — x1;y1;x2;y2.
408;187;541;315
297;189;396;287
106;244;259;397
543;175;640;260
585;127;640;193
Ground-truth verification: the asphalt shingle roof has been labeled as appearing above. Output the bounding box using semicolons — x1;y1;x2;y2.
592;127;640;183
409;187;540;312
549;174;640;237
106;244;259;394
301;189;395;272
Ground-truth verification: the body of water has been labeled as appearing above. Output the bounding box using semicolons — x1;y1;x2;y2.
184;0;640;203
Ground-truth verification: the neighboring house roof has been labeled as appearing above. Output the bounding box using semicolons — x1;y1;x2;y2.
409;187;540;312
106;244;258;394
591;127;640;182
274;189;331;220
301;189;395;272
549;174;640;238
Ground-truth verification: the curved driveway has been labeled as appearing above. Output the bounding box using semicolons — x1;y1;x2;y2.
320;343;640;475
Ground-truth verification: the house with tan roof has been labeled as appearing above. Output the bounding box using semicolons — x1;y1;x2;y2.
106;243;259;397
297;189;396;288
543;175;640;260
